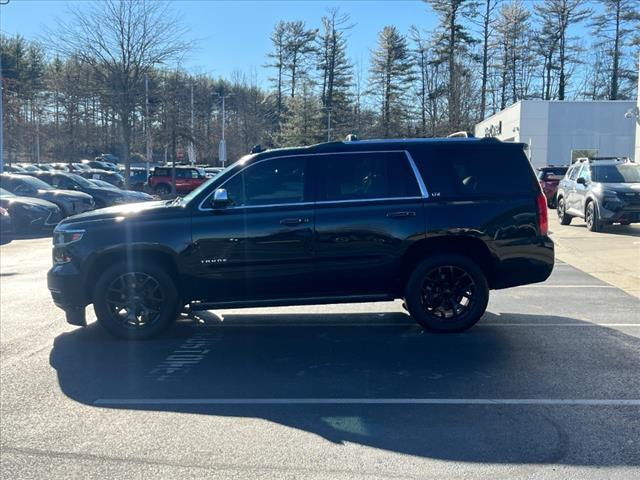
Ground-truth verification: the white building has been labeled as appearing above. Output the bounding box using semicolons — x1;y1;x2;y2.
474;100;637;168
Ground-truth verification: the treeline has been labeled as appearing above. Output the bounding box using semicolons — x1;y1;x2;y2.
1;0;639;165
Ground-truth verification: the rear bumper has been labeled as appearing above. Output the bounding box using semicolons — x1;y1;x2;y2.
490;236;555;289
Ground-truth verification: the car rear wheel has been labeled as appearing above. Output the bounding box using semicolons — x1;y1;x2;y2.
557;197;572;225
585;201;603;232
404;254;489;332
93;262;180;339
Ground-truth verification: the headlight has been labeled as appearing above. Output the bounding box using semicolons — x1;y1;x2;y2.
53;228;85;246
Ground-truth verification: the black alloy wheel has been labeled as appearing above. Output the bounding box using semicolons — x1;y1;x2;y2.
421;265;476;320
93;262;180;339
405;254;489;332
106;272;164;328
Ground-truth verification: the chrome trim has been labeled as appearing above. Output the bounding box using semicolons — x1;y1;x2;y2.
199;149;430;211
315;196;422;206
404;150;429;198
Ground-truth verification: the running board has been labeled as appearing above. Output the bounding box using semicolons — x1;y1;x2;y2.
189;294;394;311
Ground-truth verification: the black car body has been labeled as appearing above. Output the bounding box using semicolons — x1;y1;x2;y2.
0;187;62;233
25;172;137;208
556;158;640;231
87;178;154;203
77;169;125;188
0;206;12;234
48;137;554;339
0;173;94;217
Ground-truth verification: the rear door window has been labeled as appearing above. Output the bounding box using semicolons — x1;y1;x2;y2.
316;152;420;202
412;145;537;199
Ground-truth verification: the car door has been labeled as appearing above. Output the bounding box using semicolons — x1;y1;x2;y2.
564;165;581;214
574;164;591;215
189;156;315;302
311;150;426;296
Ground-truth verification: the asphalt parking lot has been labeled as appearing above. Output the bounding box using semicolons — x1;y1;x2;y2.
1;235;639;479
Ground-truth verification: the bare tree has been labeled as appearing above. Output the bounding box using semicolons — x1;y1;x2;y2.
47;0;189;184
266;21;288;123
591;0;640;100
535;0;591;100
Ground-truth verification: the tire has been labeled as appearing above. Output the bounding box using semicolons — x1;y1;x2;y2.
154;184;171;196
547;194;557;209
93;262;181;340
404;254;489;333
557;197;572;225
585;201;603;232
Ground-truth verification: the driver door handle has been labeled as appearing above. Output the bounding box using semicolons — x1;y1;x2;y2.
386;211;416;218
280;217;310;226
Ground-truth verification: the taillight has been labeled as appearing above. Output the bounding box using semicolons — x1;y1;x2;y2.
536;192;548;235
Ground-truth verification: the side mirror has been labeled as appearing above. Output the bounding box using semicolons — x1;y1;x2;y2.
577;177;587;185
211;188;230;209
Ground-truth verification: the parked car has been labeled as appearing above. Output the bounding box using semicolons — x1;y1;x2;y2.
48;137;553;339
25;171;134;208
556;157;640;231
77;168;125;188
95;154;119;165
16;163;42;172
87;179;154;203
0;206;11;234
35;164;57;172
0;187;62;233
82;159;118;172
204;167;224;178
148;166;207;195
537;166;569;208
0;173;94;217
50;163;72;172
3;165;26;173
117;166;149;191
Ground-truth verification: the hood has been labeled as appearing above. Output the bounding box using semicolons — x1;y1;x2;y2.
122;190;153;201
0;195;58;210
594;182;640;193
58;200;181;227
38;189;93;202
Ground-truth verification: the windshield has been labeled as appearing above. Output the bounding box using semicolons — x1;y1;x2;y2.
89;179;119;190
180;158;248;205
19;176;54;191
66;173;95;188
74;163;91;170
0;187;16;197
591;164;640;183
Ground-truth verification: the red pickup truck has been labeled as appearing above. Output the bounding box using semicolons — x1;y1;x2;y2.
148;166;208;195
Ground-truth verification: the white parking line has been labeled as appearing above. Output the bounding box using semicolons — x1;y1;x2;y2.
515;285;617;288
193;322;640;328
94;398;640;406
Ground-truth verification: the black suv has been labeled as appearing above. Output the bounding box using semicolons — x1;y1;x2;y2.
48;138;554;339
556;157;640;231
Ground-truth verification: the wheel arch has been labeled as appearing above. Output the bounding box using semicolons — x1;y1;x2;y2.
400;236;497;290
85;246;182;302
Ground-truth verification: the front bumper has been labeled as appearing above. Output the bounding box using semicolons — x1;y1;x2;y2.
599;199;640;223
48;263;88;326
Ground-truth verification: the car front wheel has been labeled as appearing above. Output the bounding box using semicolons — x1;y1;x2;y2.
404;254;489;332
557;197;572;225
585;201;603;232
93;262;181;339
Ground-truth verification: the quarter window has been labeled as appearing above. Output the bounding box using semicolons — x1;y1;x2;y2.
222;157;306;207
316;152;420;202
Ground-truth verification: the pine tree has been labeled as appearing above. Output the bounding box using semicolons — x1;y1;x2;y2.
368;26;414;138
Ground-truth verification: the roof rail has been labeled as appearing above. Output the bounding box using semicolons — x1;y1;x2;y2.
447;131;469;138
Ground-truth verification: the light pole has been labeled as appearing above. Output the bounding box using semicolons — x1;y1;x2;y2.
213;92;234;167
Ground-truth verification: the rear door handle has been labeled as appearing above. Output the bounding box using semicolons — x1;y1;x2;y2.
386;211;416;218
280;217;310;226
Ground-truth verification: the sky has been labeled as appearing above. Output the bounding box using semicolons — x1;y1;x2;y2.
0;0;439;85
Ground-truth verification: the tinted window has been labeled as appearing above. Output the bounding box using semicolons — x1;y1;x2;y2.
317;152;419;202
222;157;306;206
154;168;169;176
413;144;536;198
568;166;580;181
591;164;640;183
